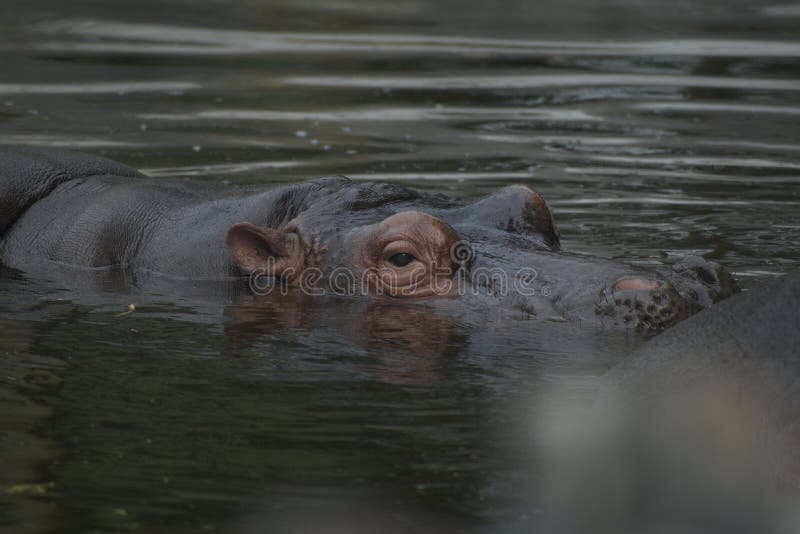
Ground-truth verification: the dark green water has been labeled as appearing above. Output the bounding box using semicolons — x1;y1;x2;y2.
1;0;799;532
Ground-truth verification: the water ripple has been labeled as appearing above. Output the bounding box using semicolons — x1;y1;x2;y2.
0;135;144;148
33;20;800;58
475;134;642;145
282;74;800;91
0;81;199;95
142;160;302;178
761;4;800;16
588;155;800;170
564;166;800;183
139;107;598;123
551;197;796;207
346;171;536;181
635;102;800;115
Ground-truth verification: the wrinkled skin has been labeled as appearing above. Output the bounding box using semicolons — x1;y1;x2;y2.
0;146;738;333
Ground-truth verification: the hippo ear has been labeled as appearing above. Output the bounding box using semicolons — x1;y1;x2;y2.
226;222;305;279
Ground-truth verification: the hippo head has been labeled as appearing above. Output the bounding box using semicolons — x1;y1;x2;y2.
225;177;737;333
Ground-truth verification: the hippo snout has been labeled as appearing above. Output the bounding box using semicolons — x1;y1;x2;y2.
597;277;695;333
594;256;740;333
668;256;740;307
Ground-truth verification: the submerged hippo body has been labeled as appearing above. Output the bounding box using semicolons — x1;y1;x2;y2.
0;146;737;332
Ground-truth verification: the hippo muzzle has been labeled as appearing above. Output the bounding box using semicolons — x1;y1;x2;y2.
589;257;739;332
460;246;737;333
599;277;695;332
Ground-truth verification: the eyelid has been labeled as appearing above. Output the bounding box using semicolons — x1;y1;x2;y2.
380;239;421;261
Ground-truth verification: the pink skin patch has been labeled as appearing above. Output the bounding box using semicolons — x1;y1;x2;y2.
615;278;661;291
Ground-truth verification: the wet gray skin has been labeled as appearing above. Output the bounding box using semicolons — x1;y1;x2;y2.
0;146;737;333
537;267;800;534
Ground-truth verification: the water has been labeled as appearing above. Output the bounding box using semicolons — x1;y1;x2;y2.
1;0;799;532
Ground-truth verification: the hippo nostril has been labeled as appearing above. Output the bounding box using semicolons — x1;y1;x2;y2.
614;277;661;291
670;255;740;305
694;265;718;285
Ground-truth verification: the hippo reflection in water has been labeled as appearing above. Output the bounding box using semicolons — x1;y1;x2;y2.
0;146;737;333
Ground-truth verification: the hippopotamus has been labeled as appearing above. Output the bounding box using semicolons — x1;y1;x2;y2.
536;268;800;533
0;146;738;333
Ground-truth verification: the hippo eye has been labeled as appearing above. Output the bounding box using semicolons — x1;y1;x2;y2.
388;252;416;267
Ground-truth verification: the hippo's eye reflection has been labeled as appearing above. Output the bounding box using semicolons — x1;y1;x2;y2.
388;252;416;267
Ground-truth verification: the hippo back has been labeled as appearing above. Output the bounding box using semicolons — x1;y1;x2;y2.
611;267;800;388
0;146;144;235
608;267;800;488
537;270;800;533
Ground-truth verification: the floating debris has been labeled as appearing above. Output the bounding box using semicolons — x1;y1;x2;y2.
115;304;136;318
5;482;54;495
